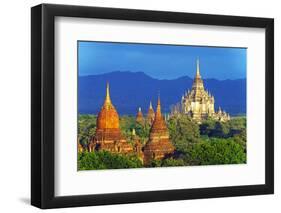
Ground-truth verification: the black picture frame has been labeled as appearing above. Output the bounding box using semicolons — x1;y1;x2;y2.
31;3;274;209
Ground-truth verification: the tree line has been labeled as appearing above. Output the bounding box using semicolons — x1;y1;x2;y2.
78;114;247;170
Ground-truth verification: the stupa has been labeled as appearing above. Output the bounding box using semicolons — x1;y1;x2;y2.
88;83;133;154
143;96;175;165
146;101;155;125
136;107;145;125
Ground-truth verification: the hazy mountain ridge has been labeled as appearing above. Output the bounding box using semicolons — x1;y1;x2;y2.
78;71;246;115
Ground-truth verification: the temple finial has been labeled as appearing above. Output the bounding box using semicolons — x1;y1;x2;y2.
105;82;111;105
196;58;201;77
149;101;152;109
157;93;161;114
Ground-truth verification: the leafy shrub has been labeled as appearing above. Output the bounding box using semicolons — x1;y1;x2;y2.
161;158;185;167
200;117;246;138
78;114;97;146
187;138;246;165
167;115;200;152
78;151;143;170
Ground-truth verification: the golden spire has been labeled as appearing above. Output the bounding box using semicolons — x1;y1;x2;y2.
192;58;204;91
196;58;201;78
150;94;167;132
147;100;155;125
149;101;153;109
104;82;112;107
156;94;161;115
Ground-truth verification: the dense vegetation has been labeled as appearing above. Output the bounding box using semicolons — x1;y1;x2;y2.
78;114;246;170
78;114;97;146
78;151;142;170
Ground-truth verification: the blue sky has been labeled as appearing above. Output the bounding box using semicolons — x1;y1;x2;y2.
78;41;246;80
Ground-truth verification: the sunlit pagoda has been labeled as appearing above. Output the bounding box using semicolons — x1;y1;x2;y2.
88;83;134;154
136;107;145;125
178;59;230;123
143;96;175;165
146;101;155;125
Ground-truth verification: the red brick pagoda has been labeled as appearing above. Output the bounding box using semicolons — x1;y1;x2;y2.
143;96;175;165
88;83;133;154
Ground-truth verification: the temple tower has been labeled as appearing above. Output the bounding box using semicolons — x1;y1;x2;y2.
178;59;230;123
143;96;175;165
88;83;133;154
146;101;155;125
181;59;215;122
136;107;145;125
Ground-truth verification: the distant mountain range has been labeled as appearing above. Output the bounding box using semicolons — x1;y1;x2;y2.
78;71;246;116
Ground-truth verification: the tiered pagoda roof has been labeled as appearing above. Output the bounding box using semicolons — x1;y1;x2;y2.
146;101;155;125
88;83;133;154
150;97;168;133
177;59;230;123
96;83;120;130
136;107;145;125
143;96;174;165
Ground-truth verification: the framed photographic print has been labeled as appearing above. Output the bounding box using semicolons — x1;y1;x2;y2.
31;3;274;209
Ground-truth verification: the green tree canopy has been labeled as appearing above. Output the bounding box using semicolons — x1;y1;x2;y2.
119;115;136;141
200;117;246;138
119;115;150;143
78;114;97;146
78;151;143;170
187;138;246;165
161;158;185;167
167;115;200;152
